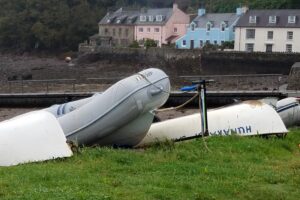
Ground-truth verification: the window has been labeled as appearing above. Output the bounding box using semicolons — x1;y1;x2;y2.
206;40;210;44
288;16;296;24
191;23;195;31
112;28;116;36
221;23;226;31
125;29;129;37
266;44;273;53
200;40;203;47
269;16;277;24
287;31;293;40
140;15;146;22
267;31;273;39
154;28;160;32
221;41;225;45
147;27;151;32
104;28;109;35
246;43;254;52
156;15;163;22
148;16;154;22
118;28;122;36
214;40;217;45
174;27;178;33
246;29;255;39
206;22;212;31
286;44;292;52
139;27;143;32
249;16;257;23
182;40;186;46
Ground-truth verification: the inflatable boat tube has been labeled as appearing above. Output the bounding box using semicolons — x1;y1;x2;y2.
45;68;170;146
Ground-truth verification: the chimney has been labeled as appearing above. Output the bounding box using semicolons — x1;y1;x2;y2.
236;7;242;15
198;8;206;16
173;3;178;11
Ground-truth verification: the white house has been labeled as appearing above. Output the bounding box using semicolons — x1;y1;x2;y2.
234;10;300;53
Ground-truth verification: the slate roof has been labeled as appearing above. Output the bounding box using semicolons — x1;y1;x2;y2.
99;7;173;26
193;13;240;28
235;10;300;28
99;8;140;25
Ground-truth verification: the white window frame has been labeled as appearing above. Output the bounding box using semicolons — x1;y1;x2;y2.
269;16;277;24
220;22;226;32
246;43;254;52
140;15;146;22
200;40;203;47
267;31;273;40
288;16;296;24
286;44;293;53
249;16;257;24
148;15;154;22
287;31;293;40
156;15;163;22
206;22;212;31
191;23;195;31
182;40;186;47
246;29;255;39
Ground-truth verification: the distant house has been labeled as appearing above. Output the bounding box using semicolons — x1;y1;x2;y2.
97;8;140;47
91;3;189;48
234;10;300;53
176;7;246;49
134;4;190;47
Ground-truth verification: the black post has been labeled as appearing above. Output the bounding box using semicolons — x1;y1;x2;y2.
194;80;213;137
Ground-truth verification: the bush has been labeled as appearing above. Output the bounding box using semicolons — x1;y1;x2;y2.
144;39;157;49
129;41;140;48
221;41;234;50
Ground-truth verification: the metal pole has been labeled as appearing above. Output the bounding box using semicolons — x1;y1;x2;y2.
199;80;209;136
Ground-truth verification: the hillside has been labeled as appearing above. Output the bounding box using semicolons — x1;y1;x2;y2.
0;0;299;52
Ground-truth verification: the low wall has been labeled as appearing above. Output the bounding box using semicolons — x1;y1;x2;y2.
77;47;300;89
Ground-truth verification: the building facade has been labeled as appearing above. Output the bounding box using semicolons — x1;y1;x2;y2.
176;7;246;49
98;8;139;47
134;4;190;46
95;4;189;47
234;10;300;53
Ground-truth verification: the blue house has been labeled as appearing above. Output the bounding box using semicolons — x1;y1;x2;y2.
176;7;246;49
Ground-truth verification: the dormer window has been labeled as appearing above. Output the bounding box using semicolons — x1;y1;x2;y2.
206;22;213;31
107;19;111;23
149;15;154;22
116;19;121;24
249;16;257;24
288;16;296;24
269;16;277;24
191;23;195;31
220;22;227;31
140;15;147;22
156;15;163;22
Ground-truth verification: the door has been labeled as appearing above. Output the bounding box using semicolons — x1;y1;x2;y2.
190;40;194;49
266;44;273;53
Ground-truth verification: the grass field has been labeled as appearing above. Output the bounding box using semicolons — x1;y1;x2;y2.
0;130;300;200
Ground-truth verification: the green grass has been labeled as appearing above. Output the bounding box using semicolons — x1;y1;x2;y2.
1;130;300;200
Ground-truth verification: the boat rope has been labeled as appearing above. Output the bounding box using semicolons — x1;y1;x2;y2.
155;92;199;112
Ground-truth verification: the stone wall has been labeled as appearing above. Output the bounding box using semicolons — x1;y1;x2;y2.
77;47;300;89
288;62;300;90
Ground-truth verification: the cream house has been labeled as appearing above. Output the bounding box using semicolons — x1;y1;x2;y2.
235;10;300;53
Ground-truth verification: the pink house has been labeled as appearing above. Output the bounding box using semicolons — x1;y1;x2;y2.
134;4;190;47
